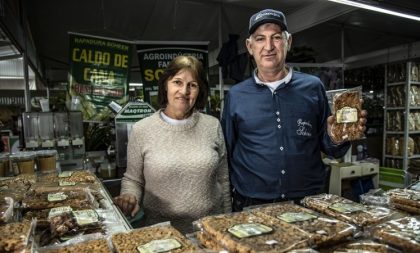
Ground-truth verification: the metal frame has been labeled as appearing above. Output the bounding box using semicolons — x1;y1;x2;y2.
383;61;420;186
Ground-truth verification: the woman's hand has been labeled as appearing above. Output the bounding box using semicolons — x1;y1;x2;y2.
113;193;140;217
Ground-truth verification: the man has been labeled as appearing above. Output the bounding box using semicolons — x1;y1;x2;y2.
221;9;367;211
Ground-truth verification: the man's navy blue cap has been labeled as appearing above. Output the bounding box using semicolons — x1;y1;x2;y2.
249;9;288;34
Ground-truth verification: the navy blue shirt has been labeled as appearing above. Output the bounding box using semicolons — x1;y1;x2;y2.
221;70;350;200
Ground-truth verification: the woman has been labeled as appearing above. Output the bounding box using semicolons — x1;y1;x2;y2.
114;56;231;233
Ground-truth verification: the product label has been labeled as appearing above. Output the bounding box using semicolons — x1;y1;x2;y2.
336;107;358;123
48;206;73;218
228;223;273;238
47;192;68;202
59;171;74;178
137;238;181;253
73;209;99;225
59;180;76;186
277;212;317;223
329;203;365;213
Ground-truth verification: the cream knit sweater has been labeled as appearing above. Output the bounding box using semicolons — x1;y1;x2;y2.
121;110;231;233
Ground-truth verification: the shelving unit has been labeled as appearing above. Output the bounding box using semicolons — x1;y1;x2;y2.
382;61;420;186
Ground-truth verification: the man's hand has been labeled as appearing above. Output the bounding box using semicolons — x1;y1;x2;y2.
327;100;368;144
113;193;140;217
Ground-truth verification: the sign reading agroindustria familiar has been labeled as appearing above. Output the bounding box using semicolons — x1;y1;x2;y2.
135;41;209;109
68;32;132;121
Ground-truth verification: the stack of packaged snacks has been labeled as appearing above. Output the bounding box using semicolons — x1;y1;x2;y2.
0;221;33;252
249;202;356;247
387;188;420;214
196;211;311;253
302;194;396;228
39;237;112;253
0;196;14;224
21;188;96;210
37;209;107;246
111;223;198;253
318;239;394;253
373;216;420;253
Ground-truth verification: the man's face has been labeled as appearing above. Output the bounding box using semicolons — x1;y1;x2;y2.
246;23;291;73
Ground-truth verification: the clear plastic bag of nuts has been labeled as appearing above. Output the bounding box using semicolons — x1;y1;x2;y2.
36;234;112;253
247;202;357;248
330;87;364;143
194;210;311;253
372;216;420;253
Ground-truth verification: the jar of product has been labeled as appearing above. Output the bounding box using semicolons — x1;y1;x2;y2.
10;151;36;175
100;162;116;178
36;150;57;172
0;153;9;177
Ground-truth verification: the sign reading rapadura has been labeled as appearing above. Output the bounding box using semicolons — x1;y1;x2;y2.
68;32;132;121
136;41;209;109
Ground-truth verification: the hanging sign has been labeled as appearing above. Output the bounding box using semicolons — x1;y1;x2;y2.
135;41;208;109
68;32;132;121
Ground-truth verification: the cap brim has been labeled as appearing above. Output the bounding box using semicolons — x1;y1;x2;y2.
249;19;287;34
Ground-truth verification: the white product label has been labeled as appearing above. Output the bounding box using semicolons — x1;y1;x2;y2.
59;171;74;178
59;180;76;186
336;107;358;123
47;192;68;202
72;209;98;226
48;206;72;218
137;239;182;253
228;223;272;238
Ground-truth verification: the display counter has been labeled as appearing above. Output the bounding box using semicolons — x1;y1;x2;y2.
0;170;131;252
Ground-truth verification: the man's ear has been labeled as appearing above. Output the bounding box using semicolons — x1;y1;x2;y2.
287;33;292;51
246;38;253;55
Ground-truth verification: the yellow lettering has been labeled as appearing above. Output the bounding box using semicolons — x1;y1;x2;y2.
72;48;80;62
114;54;128;68
83;68;115;84
144;69;154;81
155;69;164;80
72;49;110;65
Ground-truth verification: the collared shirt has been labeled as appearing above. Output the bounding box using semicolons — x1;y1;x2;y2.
253;67;293;93
221;69;350;200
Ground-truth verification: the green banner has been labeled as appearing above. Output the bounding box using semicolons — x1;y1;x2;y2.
68;33;132;121
136;42;208;109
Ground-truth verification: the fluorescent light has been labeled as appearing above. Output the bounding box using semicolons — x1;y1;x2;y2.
328;0;420;22
129;83;143;87
0;76;24;79
369;90;374;93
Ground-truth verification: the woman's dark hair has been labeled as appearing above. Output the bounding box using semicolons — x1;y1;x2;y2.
157;55;209;110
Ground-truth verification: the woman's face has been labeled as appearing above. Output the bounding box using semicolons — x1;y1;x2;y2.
164;69;199;119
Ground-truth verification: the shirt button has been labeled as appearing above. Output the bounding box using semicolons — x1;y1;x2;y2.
273;91;277;94
281;170;286;174
276;111;280;115
280;146;284;151
277;118;280;122
278;125;282;129
281;194;285;198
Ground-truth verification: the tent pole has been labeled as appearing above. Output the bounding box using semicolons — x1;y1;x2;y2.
218;4;224;118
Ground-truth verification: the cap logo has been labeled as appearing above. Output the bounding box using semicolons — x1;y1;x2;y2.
255;11;281;21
